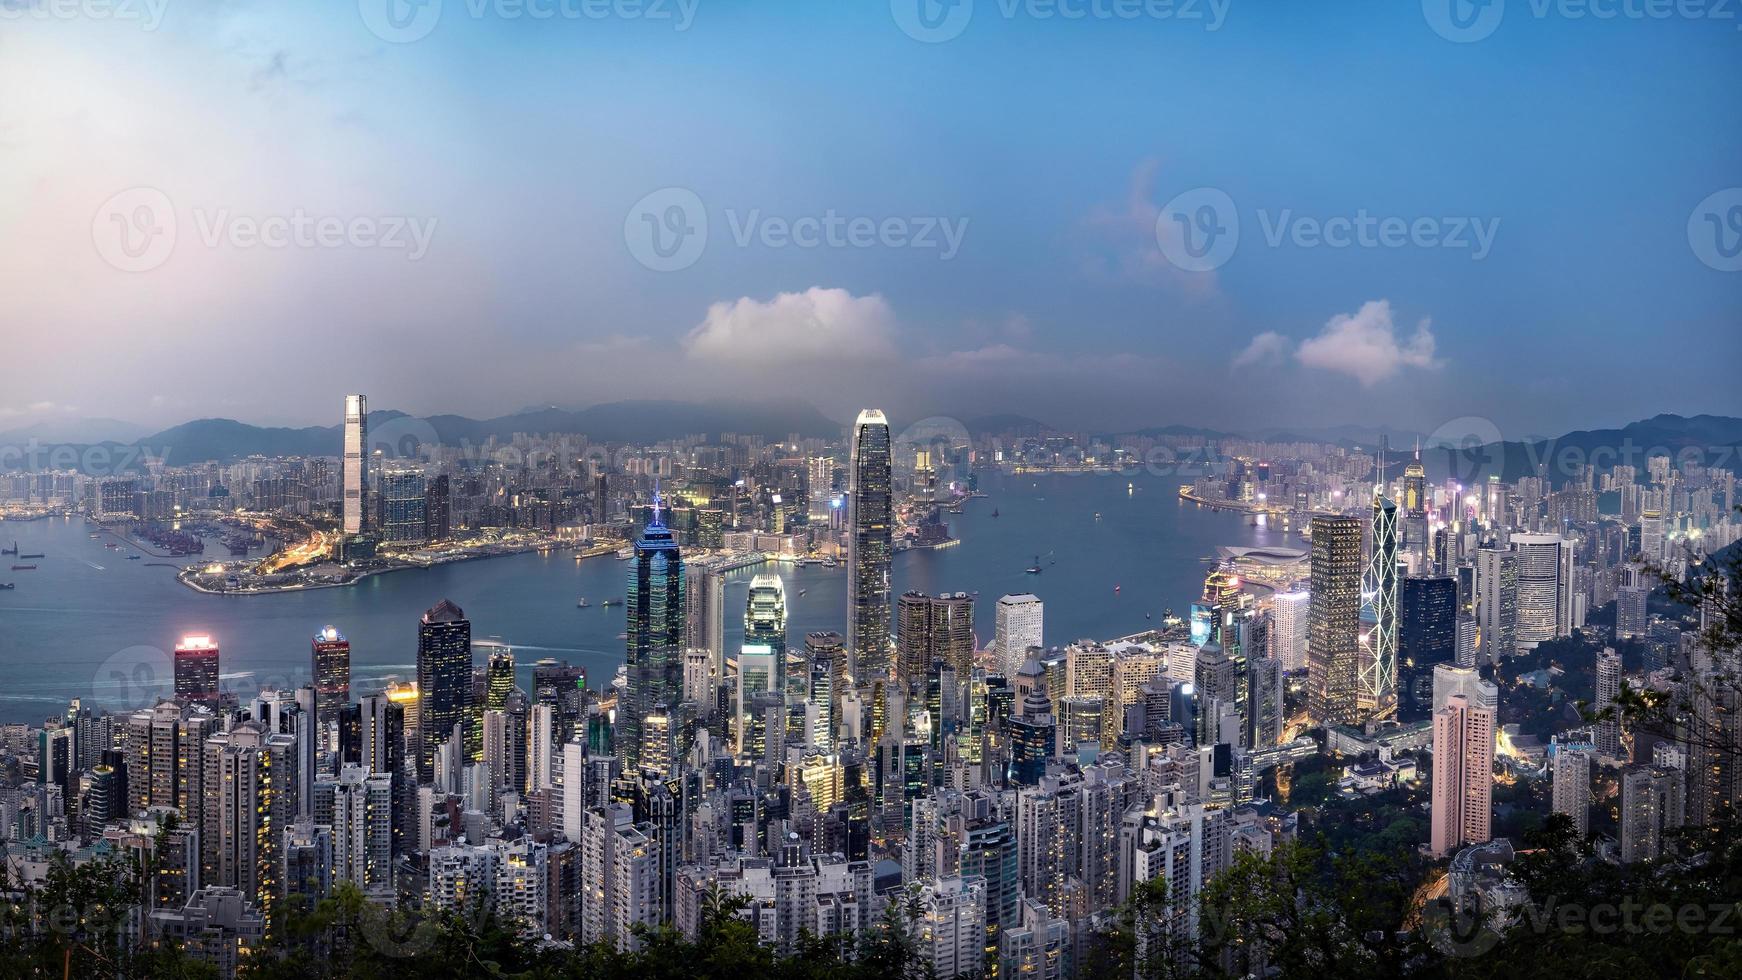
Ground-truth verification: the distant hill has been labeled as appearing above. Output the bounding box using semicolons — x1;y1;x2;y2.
122;400;842;465
1416;414;1742;486
0;417;151;446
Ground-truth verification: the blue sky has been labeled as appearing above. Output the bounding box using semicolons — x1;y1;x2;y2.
1;0;1737;439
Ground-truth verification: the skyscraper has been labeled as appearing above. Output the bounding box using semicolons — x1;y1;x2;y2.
1550;740;1592;837
623;496;684;772
1475;546;1518;662
1402;446;1428;566
1398;576;1457;719
848;409;893;680
342;394;367;536
744;574;788;660
1359;493;1400;720
1269;591;1309;673
1308;515;1362;728
379;465;428;545
416;600;472;783
311;626;351;738
1595;647;1623;759
1511;533;1567;649
1430;693;1494;857
174;635;221;705
684;566;725;676
896;591;975;688
994;594;1044;678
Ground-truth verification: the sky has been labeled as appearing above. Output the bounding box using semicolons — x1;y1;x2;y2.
1;0;1738;443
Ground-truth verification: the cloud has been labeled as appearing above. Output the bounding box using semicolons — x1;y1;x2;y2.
1294;300;1440;386
683;288;899;366
1232;331;1290;368
1079;158;1217;296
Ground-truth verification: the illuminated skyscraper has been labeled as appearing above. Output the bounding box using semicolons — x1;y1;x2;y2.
744;574;788;660
623;495;684;771
1511;533;1568;648
1307;515;1362;727
311;626;351;736
174;635;221;705
896;591;975;689
1360;493;1400;720
379;466;428;545
994;594;1044;678
848;409;893;680
342;394;367;536
1430;693;1494;857
1402;445;1428;565
416;600;472;784
1475;546;1518;662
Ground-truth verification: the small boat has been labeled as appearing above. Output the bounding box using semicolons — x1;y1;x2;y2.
19;552;44;559
1093;512;1101;521
798;589;807;597
1114;584;1121;593
11;565;37;571
615;548;635;560
991;508;999;518
602;598;624;608
127;554;142;560
576;597;590;608
1025;554;1042;574
0;583;14;590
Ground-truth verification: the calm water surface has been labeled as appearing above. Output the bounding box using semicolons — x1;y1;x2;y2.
0;470;1293;722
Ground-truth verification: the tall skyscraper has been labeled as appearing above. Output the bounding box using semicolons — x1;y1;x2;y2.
1402;446;1428;566
1475;546;1518;662
311;626;351;738
623;496;684;772
1595;647;1623;759
1269;591;1309;673
1308;515;1362;728
1359;493;1400;720
1620;765;1684;863
684;566;725;675
379;466;428;545
174;635;221;705
897;591;976;688
416;600;472;783
1511;533;1567;649
994;594;1044;678
744;574;788;660
1430;693;1494;857
1398;576;1457;718
848;409;893;680
342;394;367;536
1550;740;1592;837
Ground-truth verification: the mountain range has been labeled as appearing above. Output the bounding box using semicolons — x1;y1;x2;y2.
1;403;1737;478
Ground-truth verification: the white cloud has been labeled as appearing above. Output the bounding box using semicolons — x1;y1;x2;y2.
1232;331;1290;368
1294;300;1440;386
683;287;899;365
